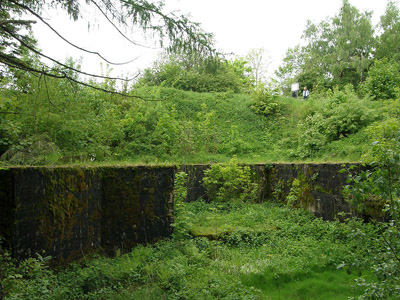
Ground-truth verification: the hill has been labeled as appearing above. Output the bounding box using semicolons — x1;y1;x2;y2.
0;84;396;165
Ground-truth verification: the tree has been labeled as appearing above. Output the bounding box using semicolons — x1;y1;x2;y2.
278;0;375;92
376;0;400;63
245;48;270;88
0;0;214;96
330;0;375;86
275;45;305;94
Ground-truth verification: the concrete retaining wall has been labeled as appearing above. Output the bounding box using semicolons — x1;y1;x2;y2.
0;166;175;265
0;163;355;264
182;163;354;220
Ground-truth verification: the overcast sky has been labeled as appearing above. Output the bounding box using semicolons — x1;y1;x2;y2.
32;0;392;80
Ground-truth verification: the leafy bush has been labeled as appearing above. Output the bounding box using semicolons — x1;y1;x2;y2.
297;86;377;158
0;241;55;300
286;173;316;210
249;82;283;118
138;55;250;93
0;95;21;156
343;119;400;298
1;134;60;165
172;171;192;239
360;59;400;100
203;158;259;203
297;113;328;157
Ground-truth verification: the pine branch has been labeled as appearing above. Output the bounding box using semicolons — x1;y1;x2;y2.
118;0;214;53
7;0;139;66
1;24;138;82
0;52;160;101
90;0;158;49
0;20;37;26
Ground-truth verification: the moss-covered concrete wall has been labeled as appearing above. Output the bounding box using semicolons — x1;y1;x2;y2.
0;166;175;265
100;167;174;254
179;165;210;202
0;163;356;265
253;163;354;220
183;163;356;221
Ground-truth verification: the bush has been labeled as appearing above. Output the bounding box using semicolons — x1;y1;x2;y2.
138;55;249;93
343;120;400;298
249;82;283;118
360;59;400;100
297;86;377;158
202;158;259;203
0;134;60;165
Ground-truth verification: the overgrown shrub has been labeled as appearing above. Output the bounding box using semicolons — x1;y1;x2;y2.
0;240;55;300
138;55;249;93
360;59;400;100
297;113;328;157
173;171;191;239
0;134;60;165
249;82;283;118
343;120;400;298
202;158;259;203
286;173;316;210
297;86;377;158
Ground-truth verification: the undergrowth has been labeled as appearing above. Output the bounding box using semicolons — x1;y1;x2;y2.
0;85;392;166
1;201;382;300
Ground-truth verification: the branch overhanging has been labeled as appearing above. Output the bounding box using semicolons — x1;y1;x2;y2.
90;0;159;50
0;52;160;101
7;0;141;66
0;0;215;99
1;24;138;82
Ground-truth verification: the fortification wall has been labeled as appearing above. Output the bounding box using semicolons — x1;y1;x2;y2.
0;166;175;265
0;163;355;264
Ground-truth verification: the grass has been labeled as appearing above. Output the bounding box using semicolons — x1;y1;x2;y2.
2;85;393;166
1;201;381;300
243;267;370;300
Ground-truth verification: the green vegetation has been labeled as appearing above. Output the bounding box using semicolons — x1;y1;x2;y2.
0;201;383;300
1;0;400;299
0;81;396;165
277;0;400;93
1;158;399;299
0;1;399;166
1;1;399;166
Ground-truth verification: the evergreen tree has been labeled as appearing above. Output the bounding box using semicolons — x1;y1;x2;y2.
0;0;214;93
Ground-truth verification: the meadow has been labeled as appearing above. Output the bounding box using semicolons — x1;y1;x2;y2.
0;201;383;300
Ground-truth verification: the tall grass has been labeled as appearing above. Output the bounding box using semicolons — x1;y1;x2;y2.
1;202;381;300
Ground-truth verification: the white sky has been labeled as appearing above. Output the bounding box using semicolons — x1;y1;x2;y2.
32;0;391;80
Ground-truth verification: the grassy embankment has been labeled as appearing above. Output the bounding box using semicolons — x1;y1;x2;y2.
1;85;391;166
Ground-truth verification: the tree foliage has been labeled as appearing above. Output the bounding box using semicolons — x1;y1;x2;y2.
244;48;271;88
138;53;251;93
0;0;214;94
277;0;378;92
361;59;400;100
376;0;400;63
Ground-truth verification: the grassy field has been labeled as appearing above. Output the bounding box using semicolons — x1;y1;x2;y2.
1;201;381;300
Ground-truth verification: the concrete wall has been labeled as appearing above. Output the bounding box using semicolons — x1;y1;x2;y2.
0;166;175;265
0;163;355;265
254;163;353;220
182;163;354;220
